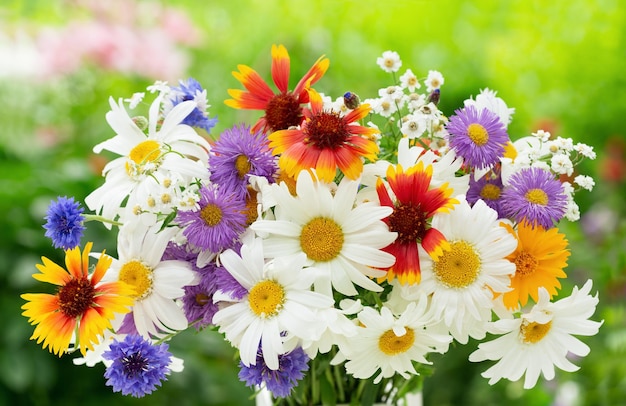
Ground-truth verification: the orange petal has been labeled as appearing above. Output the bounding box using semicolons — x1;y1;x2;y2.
271;44;290;94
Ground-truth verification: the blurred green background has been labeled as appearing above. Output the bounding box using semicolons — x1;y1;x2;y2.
1;0;625;405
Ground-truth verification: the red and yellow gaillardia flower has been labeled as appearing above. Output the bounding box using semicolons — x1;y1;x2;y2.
376;162;458;284
269;88;380;182
502;221;570;309
21;242;134;356
225;44;329;134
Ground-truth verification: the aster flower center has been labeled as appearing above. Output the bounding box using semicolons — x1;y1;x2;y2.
525;188;549;205
57;277;95;318
467;123;489;146
378;327;415;355
265;93;303;132
304;112;349;149
234;155;252;179
248;280;285;317
122;352;150;377
513;251;539;277
300;217;344;262
480;184;501;200
387;203;427;244
244;188;259;225
119;260;153;299
520;319;552;344
433;241;481;288
200;203;223;226
195;293;210;306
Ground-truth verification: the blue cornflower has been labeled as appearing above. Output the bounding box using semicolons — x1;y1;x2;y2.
165;78;218;133
103;334;172;398
239;346;310;398
43;196;85;250
209;124;278;199
500;167;568;228
446;105;509;170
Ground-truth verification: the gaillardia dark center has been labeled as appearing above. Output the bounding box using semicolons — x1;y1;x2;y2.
388;203;427;244
304;112;349;149
58;277;95;318
265;93;303;132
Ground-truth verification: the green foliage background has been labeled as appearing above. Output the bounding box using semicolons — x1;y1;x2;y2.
1;0;625;405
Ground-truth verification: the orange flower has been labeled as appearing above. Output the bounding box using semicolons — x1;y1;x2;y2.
269;88;379;182
502;222;570;309
21;242;134;356
225;44;329;134
376;162;457;284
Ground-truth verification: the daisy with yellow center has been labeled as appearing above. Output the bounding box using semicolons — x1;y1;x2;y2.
376;162;458;285
269;88;380;182
411;198;517;344
21;242;134;356
342;297;451;384
212;238;333;370
250;170;397;297
502;221;570;309
103;218;198;338
225;44;329;134
470;280;602;389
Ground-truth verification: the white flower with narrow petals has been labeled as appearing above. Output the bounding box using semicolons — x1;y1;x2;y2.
103;218;198;339
213;238;333;370
85;92;211;224
251;170;397;297
469;280;602;389
376;50;402;73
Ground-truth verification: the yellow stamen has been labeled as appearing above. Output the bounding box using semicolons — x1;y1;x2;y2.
248;280;285;317
520;319;552;343
234;155;252;179
200;203;223;226
378;328;415;355
433;241;481;288
300;217;344;262
467;123;489;146
480;184;501;200
118;260;152;299
525;189;549;205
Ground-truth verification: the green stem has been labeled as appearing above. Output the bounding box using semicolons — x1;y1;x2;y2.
83;214;123;227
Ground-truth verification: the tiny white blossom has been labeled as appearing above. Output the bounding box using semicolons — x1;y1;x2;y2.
400;113;425;139
147;80;170;94
376;50;402;73
399;68;421;91
574;143;596;160
574;175;595;191
550;154;574;176
425;70;444;92
532;129;551;142
124;92;145;109
565;201;581;221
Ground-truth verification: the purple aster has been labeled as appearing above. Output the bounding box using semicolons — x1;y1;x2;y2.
239;346;310;398
467;172;505;217
209;124;278;199
176;184;247;252
165;78;218;133
43;196;85;250
500;167;568;228
446;105;509;170
103;334;172;398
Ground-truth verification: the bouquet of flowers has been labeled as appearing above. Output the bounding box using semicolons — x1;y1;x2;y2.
21;45;602;404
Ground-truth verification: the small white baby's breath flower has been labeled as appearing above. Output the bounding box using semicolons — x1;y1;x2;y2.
124;92;145;109
376;50;402;73
550;154;574;176
532;129;551;142
399;68;421;92
574;143;596;160
425;70;444;92
574;175;595;191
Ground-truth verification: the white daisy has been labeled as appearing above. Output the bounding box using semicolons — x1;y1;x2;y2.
425;70;444;92
250;170;397;297
415;198;517;343
469;280;602;389
85;92;211;224
212;238;333;370
103;217;197;338
341;297;452;383
376;50;402;73
399;68;421;92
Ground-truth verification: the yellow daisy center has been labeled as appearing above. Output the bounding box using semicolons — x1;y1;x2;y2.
118;260;153;299
129;140;161;164
480;183;501;200
525;188;549;205
520;319;552;344
378;327;415;355
467;123;489;146
513;251;539;277
234;155;252;179
200;203;223;226
57;277;95;318
433;241;481;288
248;280;285;317
300;217;344;262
